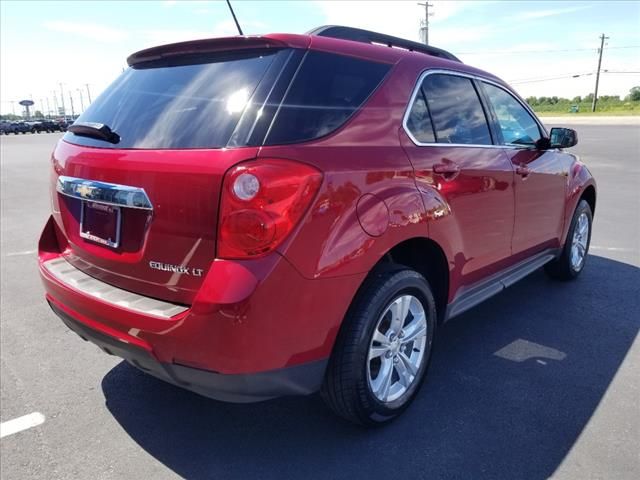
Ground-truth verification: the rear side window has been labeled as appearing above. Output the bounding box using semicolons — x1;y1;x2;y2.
482;82;542;146
405;89;436;143
64;50;285;149
422;74;492;145
264;51;391;145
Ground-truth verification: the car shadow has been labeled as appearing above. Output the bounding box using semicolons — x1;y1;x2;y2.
102;255;639;480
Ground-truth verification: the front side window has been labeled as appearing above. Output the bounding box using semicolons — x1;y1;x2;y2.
422;74;492;145
482;83;542;146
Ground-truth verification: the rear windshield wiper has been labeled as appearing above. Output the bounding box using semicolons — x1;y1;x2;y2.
68;122;120;144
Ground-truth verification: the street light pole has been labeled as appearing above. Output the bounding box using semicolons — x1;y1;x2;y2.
77;89;85;112
68;91;75;117
59;83;66;117
52;91;59;116
85;84;92;104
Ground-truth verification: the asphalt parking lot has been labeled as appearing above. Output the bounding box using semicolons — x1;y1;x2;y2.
1;121;639;480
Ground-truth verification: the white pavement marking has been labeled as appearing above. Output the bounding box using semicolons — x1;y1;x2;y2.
5;249;37;257
590;245;636;253
0;412;46;438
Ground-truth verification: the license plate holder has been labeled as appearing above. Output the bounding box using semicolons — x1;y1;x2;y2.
80;201;121;249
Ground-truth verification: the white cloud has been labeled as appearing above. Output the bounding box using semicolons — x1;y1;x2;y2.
142;29;220;47
511;5;592;21
43;21;127;43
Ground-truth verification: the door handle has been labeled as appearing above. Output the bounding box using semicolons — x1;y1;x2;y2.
433;162;460;180
515;165;530;178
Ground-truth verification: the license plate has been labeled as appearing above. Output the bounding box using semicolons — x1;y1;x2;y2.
80;201;121;248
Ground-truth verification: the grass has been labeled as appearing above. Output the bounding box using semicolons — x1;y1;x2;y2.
531;100;640;116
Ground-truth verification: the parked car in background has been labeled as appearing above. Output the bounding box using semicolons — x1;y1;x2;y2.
39;26;596;425
32;120;65;133
1;121;31;134
0;121;14;134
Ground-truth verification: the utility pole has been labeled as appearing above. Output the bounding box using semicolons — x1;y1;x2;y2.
85;84;92;104
417;2;434;45
592;33;609;112
59;83;66;117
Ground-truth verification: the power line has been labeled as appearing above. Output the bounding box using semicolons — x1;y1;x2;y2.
509;72;594;84
458;45;639;55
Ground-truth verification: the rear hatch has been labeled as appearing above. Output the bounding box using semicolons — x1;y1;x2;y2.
51;39;302;305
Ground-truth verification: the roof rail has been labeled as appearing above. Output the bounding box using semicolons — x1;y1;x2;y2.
307;25;461;63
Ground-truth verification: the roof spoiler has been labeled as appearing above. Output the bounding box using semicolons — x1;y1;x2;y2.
127;36;289;66
307;25;461;63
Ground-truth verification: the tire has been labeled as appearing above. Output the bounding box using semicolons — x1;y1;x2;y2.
321;268;437;426
545;199;593;280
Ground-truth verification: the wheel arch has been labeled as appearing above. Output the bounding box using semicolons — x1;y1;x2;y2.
580;184;596;216
367;237;450;324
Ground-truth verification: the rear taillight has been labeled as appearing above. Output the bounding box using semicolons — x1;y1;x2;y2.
218;159;323;259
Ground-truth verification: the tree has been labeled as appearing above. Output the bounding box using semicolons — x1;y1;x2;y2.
526;96;538;106
572;96;582;103
628;86;640;101
34;110;44;118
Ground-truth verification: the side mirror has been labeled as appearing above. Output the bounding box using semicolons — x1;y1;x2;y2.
549;127;578;148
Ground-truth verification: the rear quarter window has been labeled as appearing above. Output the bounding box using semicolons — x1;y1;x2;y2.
264;51;391;145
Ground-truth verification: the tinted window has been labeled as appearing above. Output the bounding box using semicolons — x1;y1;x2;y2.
422;74;492;145
406;89;436;143
64;50;283;149
265;51;390;145
483;83;541;146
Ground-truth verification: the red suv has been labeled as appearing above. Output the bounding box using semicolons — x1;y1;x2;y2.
39;26;596;425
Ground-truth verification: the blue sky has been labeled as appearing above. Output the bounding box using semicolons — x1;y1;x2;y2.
1;0;639;115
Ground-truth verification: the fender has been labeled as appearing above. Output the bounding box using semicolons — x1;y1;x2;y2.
562;155;597;246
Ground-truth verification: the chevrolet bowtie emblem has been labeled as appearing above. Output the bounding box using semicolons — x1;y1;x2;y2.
76;184;93;198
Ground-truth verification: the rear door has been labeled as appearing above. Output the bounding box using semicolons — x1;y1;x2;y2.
479;81;568;256
401;71;515;287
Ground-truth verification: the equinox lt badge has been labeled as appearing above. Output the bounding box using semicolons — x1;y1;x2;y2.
149;261;204;277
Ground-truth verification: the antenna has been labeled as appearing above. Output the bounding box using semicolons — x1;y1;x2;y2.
226;0;244;35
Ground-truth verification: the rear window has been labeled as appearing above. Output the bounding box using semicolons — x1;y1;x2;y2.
264;51;391;145
64;50;285;149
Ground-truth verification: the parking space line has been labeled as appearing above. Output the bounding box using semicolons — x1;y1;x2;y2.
590;245;635;252
5;249;36;257
0;412;45;438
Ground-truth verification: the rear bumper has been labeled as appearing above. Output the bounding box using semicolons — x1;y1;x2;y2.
38;215;363;401
48;299;327;402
